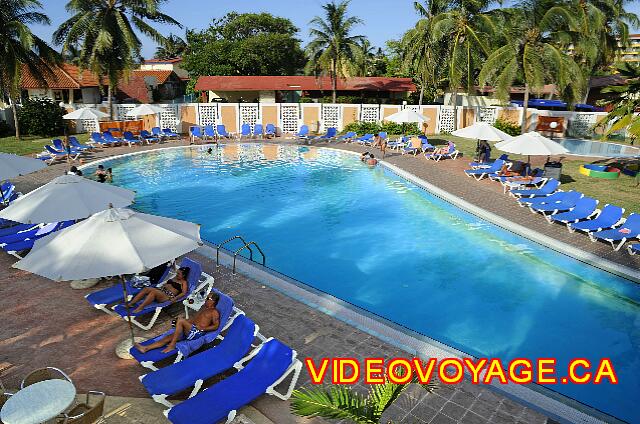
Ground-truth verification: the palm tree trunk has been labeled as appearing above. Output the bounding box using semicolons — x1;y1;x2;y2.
331;59;337;104
107;83;113;120
418;82;424;106
452;90;458;131
521;83;529;133
10;99;20;140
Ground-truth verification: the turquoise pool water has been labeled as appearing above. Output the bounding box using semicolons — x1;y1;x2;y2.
92;144;639;422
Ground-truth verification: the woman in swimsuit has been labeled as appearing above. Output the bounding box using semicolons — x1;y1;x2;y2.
126;267;190;313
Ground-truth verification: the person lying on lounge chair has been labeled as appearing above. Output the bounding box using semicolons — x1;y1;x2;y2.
126;267;190;313
134;292;220;353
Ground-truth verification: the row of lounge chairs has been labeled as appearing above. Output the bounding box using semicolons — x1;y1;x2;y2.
0;220;74;258
189;124;276;143
464;158;640;253
83;257;301;424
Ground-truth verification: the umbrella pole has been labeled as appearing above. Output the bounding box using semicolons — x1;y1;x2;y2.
120;275;136;344
0;183;5;205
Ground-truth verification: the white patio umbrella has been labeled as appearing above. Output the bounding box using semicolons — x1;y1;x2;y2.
0;153;47;203
63;107;109;120
495;131;569;165
126;104;165;118
451;121;513;142
14;207;202;357
384;108;431;124
0;175;135;224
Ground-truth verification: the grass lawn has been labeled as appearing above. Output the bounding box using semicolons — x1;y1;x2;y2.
431;135;639;213
0;133;91;156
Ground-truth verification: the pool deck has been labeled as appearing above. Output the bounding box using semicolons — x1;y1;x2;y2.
2;137;637;424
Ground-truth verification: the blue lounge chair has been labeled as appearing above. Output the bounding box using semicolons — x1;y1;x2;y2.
151;127;166;141
253;124;264;138
85;264;172;315
239;124;251;139
203;125;216;140
0;223;37;237
0;181;18;205
386;136;407;150
568;204;625;234
112;258;205;330
2;221;74;258
163;128;180;139
528;191;583;214
509;179;560;198
355;134;374;145
588;213;640;251
336;131;356;143
123;131;142;146
190;127;204;144
465;159;505;180
52;139;81;155
628;244;640;255
69;136;93;150
103;131;121;145
426;142;459;161
546;197;599;224
44;145;77;163
295;125;309;139
216;125;232;139
130;288;237;371
140;130;160;144
313;127;337;141
164;339;302;424
265;124;276;137
517;187;566;205
469;154;509;169
0;224;49;245
90;132;112;147
140;314;262;407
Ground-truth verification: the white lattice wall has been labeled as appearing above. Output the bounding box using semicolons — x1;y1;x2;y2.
478;107;497;125
159;105;179;131
360;105;380;123
197;104;218;126
569;113;597;137
322;105;341;131
280;104;300;133
239;104;259;130
437;107;456;133
78;119;98;133
116;105;136;121
404;105;422;113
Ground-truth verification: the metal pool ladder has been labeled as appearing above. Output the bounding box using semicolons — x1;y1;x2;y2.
216;235;266;274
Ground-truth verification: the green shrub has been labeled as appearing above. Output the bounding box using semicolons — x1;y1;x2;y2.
17;98;66;136
343;121;381;134
343;120;420;135
0;120;12;137
493;119;521;136
381;121;420;135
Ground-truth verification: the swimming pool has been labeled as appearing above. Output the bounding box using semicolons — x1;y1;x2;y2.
557;138;640;158
91;144;639;422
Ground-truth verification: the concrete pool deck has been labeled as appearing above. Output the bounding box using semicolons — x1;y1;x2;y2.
2;137;637;424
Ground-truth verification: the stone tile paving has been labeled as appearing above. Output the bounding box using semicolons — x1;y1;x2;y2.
4;138;628;423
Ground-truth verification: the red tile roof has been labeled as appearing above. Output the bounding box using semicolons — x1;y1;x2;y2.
61;64;101;87
20;63;101;89
144;58;182;64
195;76;416;92
116;75;151;103
131;70;174;85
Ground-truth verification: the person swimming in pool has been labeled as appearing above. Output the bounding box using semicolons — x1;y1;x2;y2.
367;153;378;166
134;292;220;353
360;151;370;162
126;267;190;313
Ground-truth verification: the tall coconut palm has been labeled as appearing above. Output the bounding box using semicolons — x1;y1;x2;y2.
597;62;640;141
430;0;497;129
0;0;59;139
291;371;437;423
479;0;584;132
53;0;182;118
306;0;365;103
154;33;186;60
352;38;376;76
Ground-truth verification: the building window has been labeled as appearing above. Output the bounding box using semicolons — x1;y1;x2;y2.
53;90;64;102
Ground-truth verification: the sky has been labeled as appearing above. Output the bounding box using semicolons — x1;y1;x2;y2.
32;0;640;59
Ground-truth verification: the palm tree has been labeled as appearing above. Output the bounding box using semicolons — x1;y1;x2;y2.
352;38;376;76
53;0;182;118
291;372;437;423
430;0;497;129
597;62;640;141
0;0;59;139
306;0;365;103
154;33;186;60
479;0;584;132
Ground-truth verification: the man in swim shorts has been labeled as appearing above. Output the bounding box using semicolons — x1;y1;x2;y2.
134;292;221;354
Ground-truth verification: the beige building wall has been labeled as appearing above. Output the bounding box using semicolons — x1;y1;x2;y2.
302;105;320;133
382;106;401;120
180;105;197;134
461;108;476;128
422;107;438;135
261;105;278;127
342;106;358;128
220;105;238;133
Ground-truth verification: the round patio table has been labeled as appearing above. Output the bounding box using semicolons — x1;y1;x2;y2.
0;379;76;424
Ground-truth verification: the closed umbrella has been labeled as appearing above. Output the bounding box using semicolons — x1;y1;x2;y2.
495;131;569;165
63;107;109;120
0;153;47;204
451;122;513;162
0;175;135;224
14;207;202;357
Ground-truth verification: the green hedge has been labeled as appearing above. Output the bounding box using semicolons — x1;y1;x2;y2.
17;98;66;136
493;119;521;136
343;120;421;135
